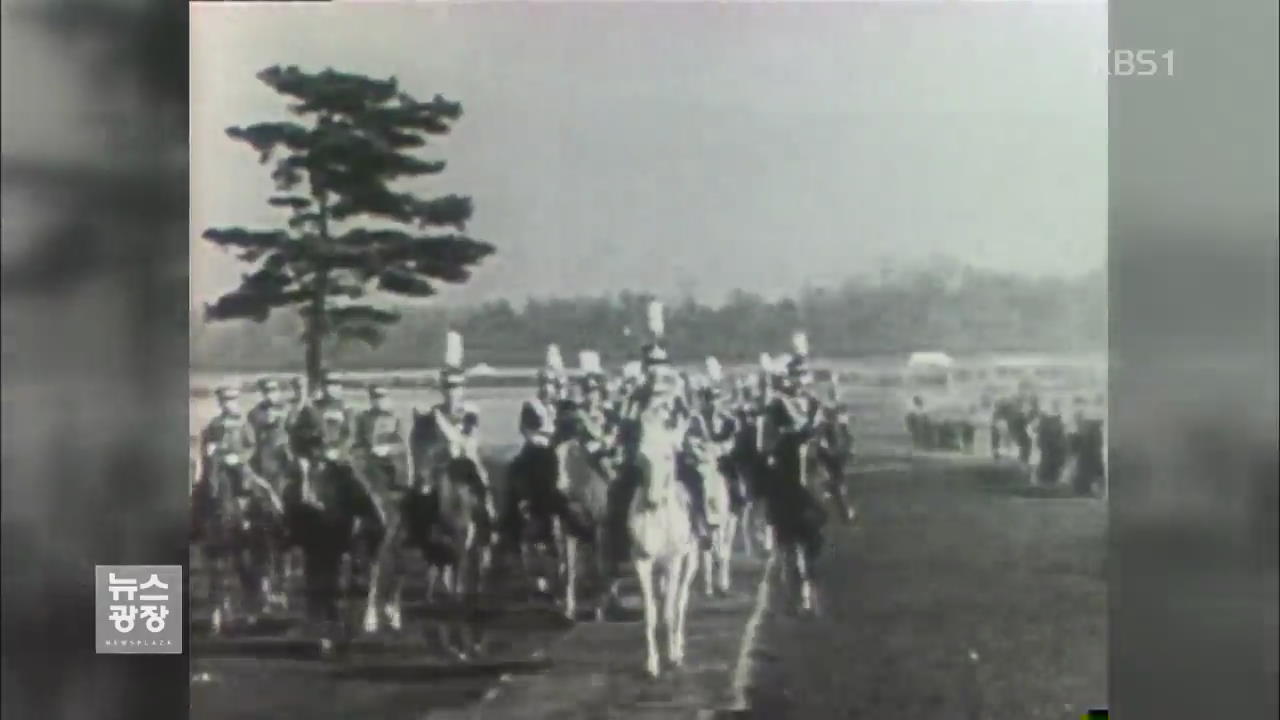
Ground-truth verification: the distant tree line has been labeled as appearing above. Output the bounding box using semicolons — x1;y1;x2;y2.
191;264;1105;371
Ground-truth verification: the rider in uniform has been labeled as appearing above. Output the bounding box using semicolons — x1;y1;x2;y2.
572;350;620;479
605;302;691;572
308;373;355;462
682;357;738;539
248;378;292;490
814;373;856;523
416;335;487;501
502;345;568;547
354;385;409;495
759;335;827;557
196;386;283;526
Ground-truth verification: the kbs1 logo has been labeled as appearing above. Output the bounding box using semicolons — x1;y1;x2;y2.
1096;49;1175;77
95;565;183;654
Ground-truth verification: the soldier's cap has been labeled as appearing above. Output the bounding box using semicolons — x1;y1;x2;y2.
440;366;466;388
257;378;279;391
322;373;342;386
641;343;669;368
369;385;389;397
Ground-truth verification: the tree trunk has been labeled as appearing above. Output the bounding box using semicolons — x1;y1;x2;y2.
305;185;332;396
305;315;323;397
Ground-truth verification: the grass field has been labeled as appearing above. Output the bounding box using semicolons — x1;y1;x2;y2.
189;370;1107;720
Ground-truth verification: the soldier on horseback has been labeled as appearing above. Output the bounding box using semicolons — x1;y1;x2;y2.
354;385;409;495
760;335;828;555
814;374;856;523
306;373;355;462
681;359;738;541
196;386;283;515
193;386;285;625
413;337;490;511
248;378;292;488
570;350;620;480
603;302;700;574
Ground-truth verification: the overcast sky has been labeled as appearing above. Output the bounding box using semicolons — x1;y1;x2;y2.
190;0;1106;308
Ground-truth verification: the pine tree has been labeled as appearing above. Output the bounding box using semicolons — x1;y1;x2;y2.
202;65;495;389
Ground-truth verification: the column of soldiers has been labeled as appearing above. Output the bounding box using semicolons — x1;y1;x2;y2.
194;311;859;608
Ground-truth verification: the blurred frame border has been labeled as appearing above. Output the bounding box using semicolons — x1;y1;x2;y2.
1;1;1275;720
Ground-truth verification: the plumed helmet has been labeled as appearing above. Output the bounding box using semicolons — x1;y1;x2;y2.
440;330;466;388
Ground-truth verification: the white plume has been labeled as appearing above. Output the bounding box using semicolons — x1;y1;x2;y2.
546;344;565;372
705;356;723;382
791;330;810;357
759;352;775;373
579;350;602;374
646;300;665;337
444;330;464;367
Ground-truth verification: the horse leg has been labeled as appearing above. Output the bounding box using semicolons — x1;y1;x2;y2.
739;503;755;559
718;516;736;594
795;540;819;616
303;548;339;640
208;552;227;636
701;542;713;598
635;558;661;678
425;563;439;604
563;535;578;620
520;542;538;597
673;551;699;666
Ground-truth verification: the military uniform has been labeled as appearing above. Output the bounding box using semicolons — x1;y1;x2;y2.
503;373;565;545
194;387;282;535
815;395;856;523
248;379;293;491
759;354;827;559
572;374;620;475
681;389;739;535
354;387;409;494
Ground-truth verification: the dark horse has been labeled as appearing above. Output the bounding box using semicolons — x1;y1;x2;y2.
395;409;496;606
190;452;284;634
500;405;595;600
762;398;828;615
280;426;385;646
813;404;856;523
727;406;771;558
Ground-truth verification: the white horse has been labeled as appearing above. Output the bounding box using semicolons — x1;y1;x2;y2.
628;413;701;678
686;443;736;597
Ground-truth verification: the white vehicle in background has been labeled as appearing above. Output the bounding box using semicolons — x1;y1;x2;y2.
901;352;979;425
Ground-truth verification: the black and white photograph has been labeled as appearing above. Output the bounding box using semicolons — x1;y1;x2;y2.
187;2;1108;718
